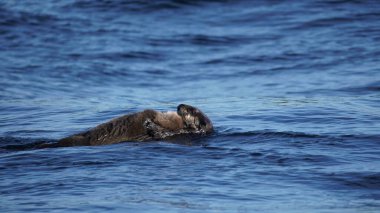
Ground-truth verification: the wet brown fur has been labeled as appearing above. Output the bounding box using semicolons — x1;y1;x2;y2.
55;110;157;147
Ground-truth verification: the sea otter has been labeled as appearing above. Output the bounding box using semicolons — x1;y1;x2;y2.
37;104;213;148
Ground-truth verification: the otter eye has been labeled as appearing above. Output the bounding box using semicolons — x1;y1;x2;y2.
189;108;196;115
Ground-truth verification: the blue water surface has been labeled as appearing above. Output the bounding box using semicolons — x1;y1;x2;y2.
1;0;380;212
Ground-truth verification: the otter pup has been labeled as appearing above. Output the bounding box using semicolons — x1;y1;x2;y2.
38;104;213;148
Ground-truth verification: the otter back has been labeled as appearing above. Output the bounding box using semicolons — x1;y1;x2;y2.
56;110;158;147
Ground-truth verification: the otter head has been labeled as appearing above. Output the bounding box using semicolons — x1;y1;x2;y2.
177;104;213;134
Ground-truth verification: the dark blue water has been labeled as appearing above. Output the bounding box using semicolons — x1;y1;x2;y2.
1;0;380;212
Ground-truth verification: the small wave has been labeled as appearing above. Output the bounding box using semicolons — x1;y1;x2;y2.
0;137;54;151
291;16;353;30
220;130;380;142
184;34;251;46
337;81;380;94
321;172;380;190
215;130;380;149
63;0;217;13
290;11;380;31
67;51;164;61
199;50;327;72
0;8;58;27
220;130;323;139
147;34;279;47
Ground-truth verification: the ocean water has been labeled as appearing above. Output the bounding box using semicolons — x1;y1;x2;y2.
1;0;380;212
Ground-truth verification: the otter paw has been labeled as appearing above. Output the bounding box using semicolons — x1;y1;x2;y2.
144;119;163;139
